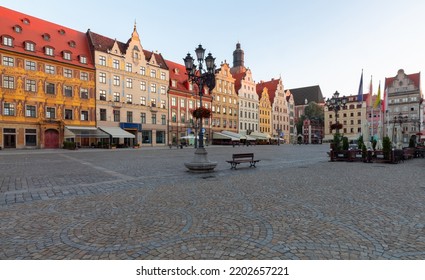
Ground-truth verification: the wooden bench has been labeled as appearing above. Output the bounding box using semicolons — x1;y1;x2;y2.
226;153;260;169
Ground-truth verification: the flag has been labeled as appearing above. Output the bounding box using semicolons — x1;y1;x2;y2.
357;70;363;102
382;87;388;113
373;82;381;109
367;76;373;107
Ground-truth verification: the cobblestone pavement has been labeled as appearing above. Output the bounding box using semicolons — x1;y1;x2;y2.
0;145;424;259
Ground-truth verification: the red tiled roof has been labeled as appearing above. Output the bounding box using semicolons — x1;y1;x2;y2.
164;59;191;93
232;71;246;94
0;6;94;68
256;78;280;104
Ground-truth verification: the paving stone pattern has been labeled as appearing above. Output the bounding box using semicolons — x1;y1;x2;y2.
0;145;424;259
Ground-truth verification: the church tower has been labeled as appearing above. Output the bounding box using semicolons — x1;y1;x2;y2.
231;42;245;74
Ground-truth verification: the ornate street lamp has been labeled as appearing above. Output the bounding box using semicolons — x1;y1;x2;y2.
183;44;217;172
325;91;348;134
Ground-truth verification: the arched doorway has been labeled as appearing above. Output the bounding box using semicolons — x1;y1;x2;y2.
44;129;59;148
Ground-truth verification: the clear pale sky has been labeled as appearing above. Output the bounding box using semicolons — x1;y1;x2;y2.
2;0;424;99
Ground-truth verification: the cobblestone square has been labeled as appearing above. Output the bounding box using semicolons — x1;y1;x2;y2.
0;145;424;259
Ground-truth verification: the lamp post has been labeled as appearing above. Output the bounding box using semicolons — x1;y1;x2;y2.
183;44;217;172
325;91;348;135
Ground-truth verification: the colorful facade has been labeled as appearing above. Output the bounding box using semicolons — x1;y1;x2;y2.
230;43;259;135
257;86;272;135
166;60;213;146
87;25;169;147
211;62;238;134
0;7;96;149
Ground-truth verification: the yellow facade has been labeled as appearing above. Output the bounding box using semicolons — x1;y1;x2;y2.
259;87;272;135
211;62;238;133
0;52;95;149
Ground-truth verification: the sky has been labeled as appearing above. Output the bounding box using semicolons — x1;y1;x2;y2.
2;0;425;99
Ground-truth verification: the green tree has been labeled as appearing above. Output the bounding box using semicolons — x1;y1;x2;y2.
296;101;324;138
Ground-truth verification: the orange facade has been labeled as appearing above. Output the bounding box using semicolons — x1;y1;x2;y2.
0;7;96;148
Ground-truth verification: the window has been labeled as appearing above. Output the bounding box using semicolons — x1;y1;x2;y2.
99;109;106;121
140;112;146;124
150;83;156;93
180;99;185;108
113;110;120;122
152;113;157;124
99;55;106;66
25;79;36;92
161;100;166;109
125;63;132;72
3;56;14;66
140;81;146;91
127;111;133;123
113;59;119;69
80;72;88;81
64;68;72;78
46;82;55;94
14;25;22;33
99;72;106;83
3;36;13;46
25;60;36;71
3;102;15;116
140;66;145;75
126;94;132;104
79;56;87;64
150;69;156;78
80;88;89;99
171;97;176;106
64;86;73;97
45;47;54;56
150;98;156;107
113;75;120;86
3;76;15;89
99;90;106;101
160;72;166;80
142;130;151;144
156;131;165;144
140;96;146;106
45;65;55;74
126;78;133;88
63;52;71;60
161;115;166;125
113;92;120;102
46;107;55;119
172;111;177;122
189;100;194;109
25;42;35;52
80;110;89;121
43;33;51;41
65;109;73;120
25;129;37;146
160;85;166;95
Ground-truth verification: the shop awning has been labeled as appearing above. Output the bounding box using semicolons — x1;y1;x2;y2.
213;132;238;141
98;126;135;138
221;130;256;141
249;132;271;140
65;126;109;138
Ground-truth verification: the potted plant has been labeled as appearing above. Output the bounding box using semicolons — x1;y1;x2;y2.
383;136;391;160
190;107;212;119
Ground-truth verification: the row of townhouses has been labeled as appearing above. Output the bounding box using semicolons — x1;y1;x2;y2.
0;6;302;149
1;7;421;150
323;69;423;146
